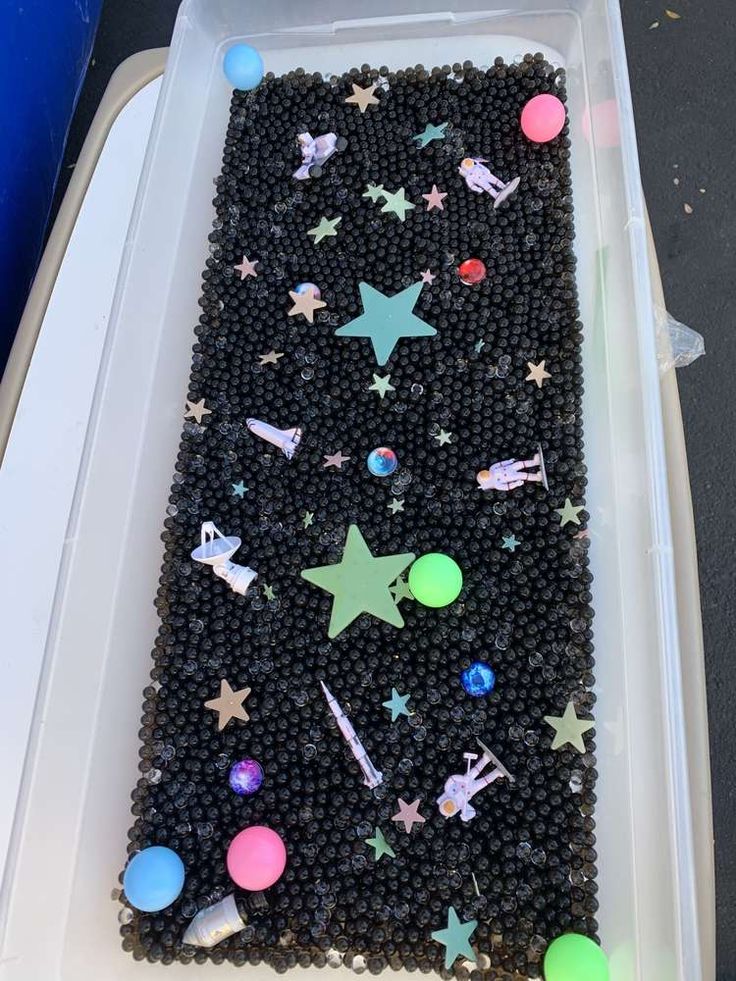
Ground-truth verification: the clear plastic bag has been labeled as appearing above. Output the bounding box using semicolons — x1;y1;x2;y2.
655;304;705;374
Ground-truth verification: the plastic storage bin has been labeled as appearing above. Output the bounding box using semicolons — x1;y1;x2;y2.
0;2;712;980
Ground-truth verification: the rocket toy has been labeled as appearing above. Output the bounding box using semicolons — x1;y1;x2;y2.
436;740;514;823
246;418;303;459
319;681;383;789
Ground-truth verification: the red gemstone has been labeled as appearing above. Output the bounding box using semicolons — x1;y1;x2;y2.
457;258;487;285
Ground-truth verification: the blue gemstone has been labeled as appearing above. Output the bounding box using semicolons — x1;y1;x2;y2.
460;661;496;697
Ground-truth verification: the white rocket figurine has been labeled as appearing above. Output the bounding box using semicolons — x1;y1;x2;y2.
320;681;383;789
437;741;514;822
246;418;302;459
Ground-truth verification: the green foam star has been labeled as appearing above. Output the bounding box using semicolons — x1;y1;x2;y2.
390;576;414;603
308;215;341;243
380;187;415;221
263;584;276;601
301;524;415;638
501;534;521;552
431;907;477;969
382;687;411;722
555;498;585;527
544;701;595;752
369;373;395;399
413;121;449;147
363;182;386;202
365;827;396;861
335;282;436;366
231;480;248;498
302;511;314;529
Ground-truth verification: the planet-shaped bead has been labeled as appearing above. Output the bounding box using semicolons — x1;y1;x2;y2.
223;44;264;91
543;933;609;981
294;282;321;300
520;93;566;143
457;258;486;285
408;553;463;607
367;447;398;477
461;661;496;697
227;826;287;891
229;758;264;796
123;846;185;912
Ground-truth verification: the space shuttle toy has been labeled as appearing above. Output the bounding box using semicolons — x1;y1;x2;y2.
320;681;383;789
246;418;302;459
437;741;514;823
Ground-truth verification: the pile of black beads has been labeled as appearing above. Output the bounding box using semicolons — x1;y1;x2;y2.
120;56;599;979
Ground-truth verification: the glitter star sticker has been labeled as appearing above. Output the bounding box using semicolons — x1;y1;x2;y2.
302;511;315;528
204;680;251;731
345;82;380;112
431;907;478;970
420;269;436;284
392;798;426;833
307;215;341;243
323;451;350;469
434;429;453;446
387;498;404;514
184;398;211;424
380;187;415;221
382;687;411;722
526;360;552;388
422;185;448;210
413;121;449;147
365;827;395;861
363;182;386;202
335;281;436;366
369;373;395;399
555;498;585;526
390;576;414;602
501;534;520;551
544;700;595;752
258;350;284;366
234;255;258;279
288;288;327;323
300;524;415;638
231;480;248;498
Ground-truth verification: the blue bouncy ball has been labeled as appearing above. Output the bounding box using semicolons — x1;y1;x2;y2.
123;846;185;912
223;44;264;91
461;661;496;697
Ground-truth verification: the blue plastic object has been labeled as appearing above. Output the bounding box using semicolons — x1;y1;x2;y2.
223;44;264;91
460;661;496;697
0;0;102;374
123;846;185;913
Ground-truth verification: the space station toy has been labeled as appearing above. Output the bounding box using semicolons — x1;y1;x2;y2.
458;157;520;208
476;443;549;492
320;681;383;789
437;741;515;823
293;132;348;179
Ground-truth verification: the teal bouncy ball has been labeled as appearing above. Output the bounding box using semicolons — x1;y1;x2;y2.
123;846;185;912
408;553;463;608
223;44;264;91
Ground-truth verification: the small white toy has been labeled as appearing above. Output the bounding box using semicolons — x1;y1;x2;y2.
477;444;549;492
437;741;514;823
293;132;347;180
246;418;302;459
320;681;383;789
191;522;257;596
458;156;520;208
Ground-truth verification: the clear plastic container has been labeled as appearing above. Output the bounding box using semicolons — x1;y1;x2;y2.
0;2;713;979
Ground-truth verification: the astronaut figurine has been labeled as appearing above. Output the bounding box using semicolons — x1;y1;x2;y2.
293;132;347;180
458;157;520;208
476;444;549;492
437;742;514;823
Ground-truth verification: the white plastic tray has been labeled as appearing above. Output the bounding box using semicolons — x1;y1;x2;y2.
0;3;712;979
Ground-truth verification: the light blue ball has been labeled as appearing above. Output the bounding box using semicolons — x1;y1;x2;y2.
223;44;264;91
123;846;185;912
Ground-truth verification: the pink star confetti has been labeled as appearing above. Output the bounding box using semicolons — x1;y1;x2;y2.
323;451;351;469
420;269;436;284
288;288;327;323
422;185;448;211
391;798;426;833
234;255;259;279
573;528;590;540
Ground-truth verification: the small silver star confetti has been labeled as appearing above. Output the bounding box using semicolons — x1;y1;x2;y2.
526;360;551;388
420;269;436;284
184;398;212;424
288;288;327;323
345;82;380;112
302;511;315;528
234;255;258;279
391;797;426;833
258;350;284;366
369;373;395;399
387;498;405;514
434;429;453;446
422;185;448;211
323;451;351;469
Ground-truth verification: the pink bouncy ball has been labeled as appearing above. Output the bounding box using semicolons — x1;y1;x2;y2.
520;94;566;143
226;825;286;890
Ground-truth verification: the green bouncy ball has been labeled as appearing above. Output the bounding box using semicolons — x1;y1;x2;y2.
543;933;609;981
408;553;463;608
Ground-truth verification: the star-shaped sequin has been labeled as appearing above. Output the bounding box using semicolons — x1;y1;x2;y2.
369;373;395;399
365;827;395;861
323;451;350;469
345;82;380;112
380;188;415;221
431;907;477;970
387;498;404;514
288;288;327;323
258;350;284;366
234;255;259;279
382;687;411;722
544;701;595;752
335;281;436;366
526;360;552;388
302;511;315;528
184;398;211;424
501;534;521;552
390;577;414;603
422;185;448;210
555;498;585;527
413;121;449;147
204;680;251;731
363;182;386;202
420;269;436;284
308;216;341;243
391;798;426;833
263;584;276;601
231;480;248;498
434;429;453;446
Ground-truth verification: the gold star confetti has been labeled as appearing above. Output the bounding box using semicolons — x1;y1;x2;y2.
544;700;595;752
184;398;212;424
525;360;551;388
234;255;259;279
204;680;251;731
369;374;395;399
259;350;284;366
288;288;327;323
345;82;380;112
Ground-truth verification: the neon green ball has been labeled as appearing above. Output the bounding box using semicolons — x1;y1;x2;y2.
408;553;463;608
543;934;609;981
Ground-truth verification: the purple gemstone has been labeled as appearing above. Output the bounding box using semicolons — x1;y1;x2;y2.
228;758;264;796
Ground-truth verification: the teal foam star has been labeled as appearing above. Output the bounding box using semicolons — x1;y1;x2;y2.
413;122;448;148
365;827;395;861
382;687;411;722
307;215;341;243
335;282;437;366
431;907;478;969
502;534;521;552
231;481;248;498
380;188;415;221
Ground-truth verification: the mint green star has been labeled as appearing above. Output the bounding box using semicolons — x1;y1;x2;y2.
335;282;436;366
431;907;478;969
369;373;395;399
231;481;248;498
502;534;521;552
382;687;411;722
544;701;595;752
365;827;395;861
307;215;341;244
434;429;453;446
380;187;415;221
390;577;414;603
555;498;585;527
263;584;275;601
474;338;485;353
413;122;448;147
363;183;386;202
387;498;404;515
301;524;415;638
302;511;314;529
